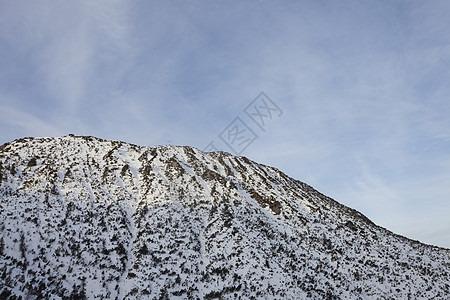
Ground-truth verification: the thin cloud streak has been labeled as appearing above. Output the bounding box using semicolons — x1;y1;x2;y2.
0;105;61;138
0;1;449;248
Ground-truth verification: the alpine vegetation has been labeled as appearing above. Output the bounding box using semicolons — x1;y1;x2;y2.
0;136;449;299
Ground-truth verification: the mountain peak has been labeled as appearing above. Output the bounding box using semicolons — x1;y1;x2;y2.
0;136;449;299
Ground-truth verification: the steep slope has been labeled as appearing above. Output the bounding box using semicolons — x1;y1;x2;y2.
0;136;449;299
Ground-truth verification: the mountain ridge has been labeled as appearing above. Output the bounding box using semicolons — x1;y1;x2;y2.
0;135;449;299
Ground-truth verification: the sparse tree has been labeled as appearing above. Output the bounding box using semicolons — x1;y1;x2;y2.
20;232;27;267
0;236;4;256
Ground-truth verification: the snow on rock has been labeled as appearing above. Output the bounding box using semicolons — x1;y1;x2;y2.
0;136;449;299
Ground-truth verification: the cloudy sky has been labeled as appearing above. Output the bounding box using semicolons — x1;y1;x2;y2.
1;1;449;248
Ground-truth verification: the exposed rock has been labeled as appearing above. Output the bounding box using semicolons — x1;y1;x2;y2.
0;136;448;299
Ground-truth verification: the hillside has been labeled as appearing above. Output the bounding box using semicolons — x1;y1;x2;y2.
0;136;449;299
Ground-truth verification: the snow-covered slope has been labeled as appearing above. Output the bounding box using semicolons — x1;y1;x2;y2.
0;136;448;299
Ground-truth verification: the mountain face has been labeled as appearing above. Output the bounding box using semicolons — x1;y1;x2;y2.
0;136;448;299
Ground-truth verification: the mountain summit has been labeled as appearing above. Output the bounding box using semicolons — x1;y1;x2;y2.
0;136;448;299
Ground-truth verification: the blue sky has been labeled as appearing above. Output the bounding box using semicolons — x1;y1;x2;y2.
1;1;449;248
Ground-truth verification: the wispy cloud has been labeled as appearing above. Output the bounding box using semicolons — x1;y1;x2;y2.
0;1;449;247
0;104;61;139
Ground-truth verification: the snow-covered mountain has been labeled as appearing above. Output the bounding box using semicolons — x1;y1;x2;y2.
0;135;448;299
